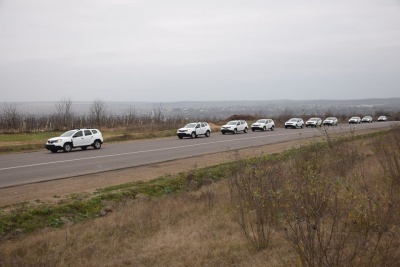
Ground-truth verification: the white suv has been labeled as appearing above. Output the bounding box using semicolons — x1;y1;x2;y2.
177;122;211;139
285;118;304;129
221;120;248;134
45;129;103;153
323;117;338;126
251;119;275;131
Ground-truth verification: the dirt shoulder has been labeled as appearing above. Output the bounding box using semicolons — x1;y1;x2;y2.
0;128;386;206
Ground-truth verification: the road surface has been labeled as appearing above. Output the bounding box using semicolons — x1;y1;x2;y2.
0;122;396;188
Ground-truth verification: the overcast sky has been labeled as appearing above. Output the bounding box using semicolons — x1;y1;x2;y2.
1;0;399;102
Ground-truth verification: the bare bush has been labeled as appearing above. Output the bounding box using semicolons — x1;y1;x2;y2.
89;99;107;127
0;103;23;132
229;158;284;250
54;98;74;130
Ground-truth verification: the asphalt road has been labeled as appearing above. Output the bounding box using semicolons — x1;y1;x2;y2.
0;122;397;188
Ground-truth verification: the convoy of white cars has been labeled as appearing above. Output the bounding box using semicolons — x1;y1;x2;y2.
45;115;390;152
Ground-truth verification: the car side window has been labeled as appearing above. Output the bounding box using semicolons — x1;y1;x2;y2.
201;123;205;127
84;130;92;136
73;131;83;138
92;130;97;134
196;124;200;128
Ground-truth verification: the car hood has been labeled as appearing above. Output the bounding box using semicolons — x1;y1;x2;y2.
47;136;70;142
177;127;194;131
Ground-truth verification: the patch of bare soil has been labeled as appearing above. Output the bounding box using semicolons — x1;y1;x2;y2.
0;128;386;206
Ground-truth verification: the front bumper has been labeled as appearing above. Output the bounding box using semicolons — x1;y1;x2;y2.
45;144;63;151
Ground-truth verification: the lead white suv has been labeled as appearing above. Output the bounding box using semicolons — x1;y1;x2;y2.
221;120;248;134
177;122;211;139
45;129;103;153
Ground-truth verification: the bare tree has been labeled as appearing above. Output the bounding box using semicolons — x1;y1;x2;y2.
1;103;22;131
152;103;165;124
55;98;74;129
89;99;107;127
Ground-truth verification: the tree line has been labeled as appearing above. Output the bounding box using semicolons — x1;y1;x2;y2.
0;99;188;133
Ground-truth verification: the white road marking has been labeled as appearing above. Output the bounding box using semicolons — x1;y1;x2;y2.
0;131;310;171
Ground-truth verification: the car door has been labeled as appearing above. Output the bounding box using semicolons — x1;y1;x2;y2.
196;123;206;135
83;129;94;145
72;130;85;147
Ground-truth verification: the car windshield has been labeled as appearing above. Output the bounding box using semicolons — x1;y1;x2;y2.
256;119;266;123
184;123;197;128
351;117;358;119
227;121;237;125
60;130;76;137
326;117;334;120
289;118;297;122
309;118;317;121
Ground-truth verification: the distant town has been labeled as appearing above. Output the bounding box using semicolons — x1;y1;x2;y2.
4;98;400;119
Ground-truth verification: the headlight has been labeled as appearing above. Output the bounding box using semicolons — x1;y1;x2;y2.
55;139;62;143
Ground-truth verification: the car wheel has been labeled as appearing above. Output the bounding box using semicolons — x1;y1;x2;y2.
285;126;288;129
178;136;183;139
81;146;88;150
205;131;210;137
191;132;196;138
222;132;226;135
233;129;237;134
263;126;266;131
51;149;58;153
93;140;102;149
270;126;274;131
63;143;72;153
244;128;248;133
301;125;303;128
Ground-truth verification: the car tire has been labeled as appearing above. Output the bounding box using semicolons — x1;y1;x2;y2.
191;132;196;138
51;149;58;153
63;143;72;153
244;128;248;133
233;129;237;134
222;132;226;135
93;140;102;149
178;136;183;139
301;125;303;128
205;131;210;137
81;146;88;150
271;126;274;131
263;126;266;131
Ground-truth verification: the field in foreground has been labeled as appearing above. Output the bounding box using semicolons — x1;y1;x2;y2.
1;127;400;266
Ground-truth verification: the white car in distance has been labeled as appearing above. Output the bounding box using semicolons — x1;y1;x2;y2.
45;129;103;153
305;118;322;127
251;119;275;131
177;122;211;139
323;117;338;126
349;117;361;124
221;120;248;134
362;116;373;123
285;118;304;129
378;116;387;122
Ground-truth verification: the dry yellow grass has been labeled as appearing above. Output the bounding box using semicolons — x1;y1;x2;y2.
0;181;295;266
